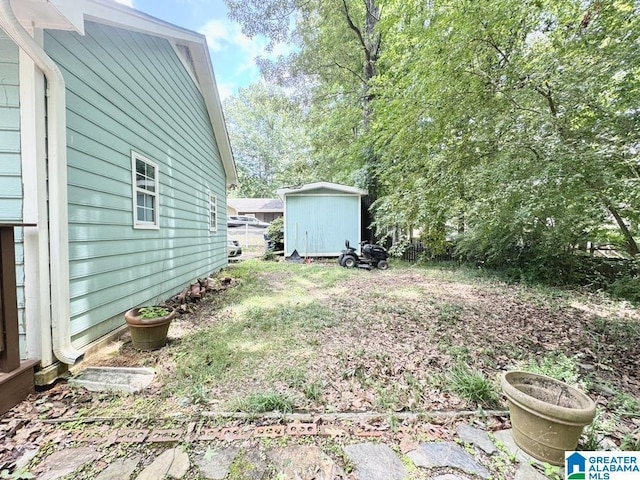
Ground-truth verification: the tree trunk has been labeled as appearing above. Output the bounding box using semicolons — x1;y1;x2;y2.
607;204;639;257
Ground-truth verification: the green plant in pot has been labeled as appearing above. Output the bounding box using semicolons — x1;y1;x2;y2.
124;305;177;351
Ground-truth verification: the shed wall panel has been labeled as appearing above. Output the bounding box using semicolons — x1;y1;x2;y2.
45;22;228;348
284;195;360;256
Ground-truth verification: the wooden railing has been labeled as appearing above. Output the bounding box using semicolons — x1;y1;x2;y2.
0;223;39;415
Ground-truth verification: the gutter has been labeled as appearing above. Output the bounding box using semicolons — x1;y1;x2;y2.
0;0;83;364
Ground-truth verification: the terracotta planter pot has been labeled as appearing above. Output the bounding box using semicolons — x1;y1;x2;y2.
501;371;596;466
124;307;177;351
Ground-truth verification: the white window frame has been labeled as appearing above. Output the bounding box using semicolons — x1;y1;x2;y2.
209;193;218;232
131;151;160;230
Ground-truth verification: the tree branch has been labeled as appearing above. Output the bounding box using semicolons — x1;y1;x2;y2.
534;81;558;117
341;0;369;60
325;60;366;83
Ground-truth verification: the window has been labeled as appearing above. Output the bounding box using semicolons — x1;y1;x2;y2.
209;193;217;232
131;152;159;229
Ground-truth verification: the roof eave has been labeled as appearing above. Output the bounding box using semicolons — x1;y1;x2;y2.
277;182;368;198
14;0;238;187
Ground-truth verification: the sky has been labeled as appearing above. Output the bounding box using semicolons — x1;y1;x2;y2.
115;0;285;100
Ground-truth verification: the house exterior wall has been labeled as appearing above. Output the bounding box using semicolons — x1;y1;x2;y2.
44;22;228;349
284;194;361;256
0;33;21;221
0;32;27;355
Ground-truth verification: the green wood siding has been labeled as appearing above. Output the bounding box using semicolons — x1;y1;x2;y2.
45;22;228;346
0;32;21;221
0;33;26;356
284;195;360;256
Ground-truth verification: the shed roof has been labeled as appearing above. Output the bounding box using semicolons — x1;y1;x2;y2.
228;198;283;213
10;0;237;187
276;182;368;199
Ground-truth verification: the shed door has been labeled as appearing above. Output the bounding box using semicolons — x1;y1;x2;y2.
285;195;360;256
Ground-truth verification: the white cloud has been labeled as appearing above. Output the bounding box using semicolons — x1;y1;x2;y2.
113;0;134;7
201;19;260;54
216;82;234;101
200;18;294;75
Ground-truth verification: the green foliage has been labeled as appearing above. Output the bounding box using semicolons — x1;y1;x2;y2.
387;238;411;258
0;469;35;479
372;0;640;272
223;83;315;196
522;353;582;386
235;391;294;413
265;217;284;245
225;0;640;279
138;306;169;319
609;392;640;419
542;463;562;480
609;273;640;303
445;363;499;407
437;303;463;323
580;408;610;451
620;434;640;451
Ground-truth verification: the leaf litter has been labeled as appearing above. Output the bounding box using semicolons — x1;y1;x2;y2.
1;261;639;473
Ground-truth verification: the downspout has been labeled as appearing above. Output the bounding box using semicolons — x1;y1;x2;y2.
0;0;83;364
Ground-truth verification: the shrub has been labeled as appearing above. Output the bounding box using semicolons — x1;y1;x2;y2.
265;217;284;245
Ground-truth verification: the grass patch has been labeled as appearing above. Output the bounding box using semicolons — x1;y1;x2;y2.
74;257;638;433
276;367;325;402
164;265;340;398
234;391;294;414
520;352;582;386
446;363;499;407
437;302;464;323
588;315;640;347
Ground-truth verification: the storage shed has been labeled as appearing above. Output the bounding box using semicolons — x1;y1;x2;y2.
276;182;367;257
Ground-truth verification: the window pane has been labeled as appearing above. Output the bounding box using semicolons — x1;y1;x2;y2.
133;154;158;227
137;193;156;222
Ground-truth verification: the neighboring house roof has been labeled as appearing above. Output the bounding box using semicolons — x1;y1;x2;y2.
228;198;283;213
277;182;368;198
12;0;237;187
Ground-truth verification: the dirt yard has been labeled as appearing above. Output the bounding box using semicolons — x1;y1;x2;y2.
2;259;639;469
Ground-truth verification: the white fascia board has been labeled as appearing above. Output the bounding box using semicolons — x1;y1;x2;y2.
11;0;81;32
187;41;237;187
49;0;85;33
277;182;368;197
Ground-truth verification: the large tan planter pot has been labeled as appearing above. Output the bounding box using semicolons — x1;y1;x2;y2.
501;371;596;466
124;307;177;351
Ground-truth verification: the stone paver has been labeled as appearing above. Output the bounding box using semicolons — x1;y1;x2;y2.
344;443;407;480
95;456;141;480
13;423;545;480
195;447;240;480
270;445;346;479
493;429;565;479
407;442;490;479
514;462;551;480
232;449;268;480
493;429;533;463
136;448;190;480
456;424;498;455
14;448;39;471
36;447;102;480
